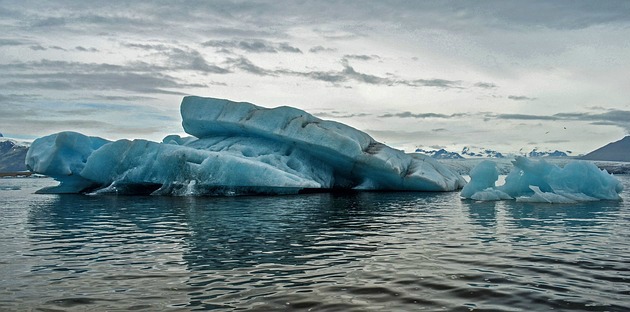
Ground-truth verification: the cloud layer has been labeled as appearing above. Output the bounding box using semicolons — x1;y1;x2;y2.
1;1;629;153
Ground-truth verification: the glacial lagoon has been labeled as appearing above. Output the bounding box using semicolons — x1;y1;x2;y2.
1;177;629;311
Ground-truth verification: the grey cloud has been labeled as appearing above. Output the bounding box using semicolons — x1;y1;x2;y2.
122;43;231;74
0;60;202;95
379;111;467;119
75;46;99;52
227;57;276;76
92;95;157;101
341;63;390;85
363;129;434;142
206;27;284;38
0;93;39;101
225;56;462;89
0;99;179;138
309;45;337;53
123;42;172;51
166;48;230;74
291;70;346;84
0;39;30;46
202;39;302;53
2;115;171;139
28;12;158;31
410;79;462;88
29;45;46;51
496;114;557;120
31;17;66;28
278;43;302;53
475;82;498;89
584;110;630;123
508;95;536;101
493;109;630;132
590;121;617;126
314;111;371;118
544;139;571;144
343;54;380;61
9;1;630;44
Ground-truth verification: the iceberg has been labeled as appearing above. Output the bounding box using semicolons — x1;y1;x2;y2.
26;96;466;195
461;156;623;203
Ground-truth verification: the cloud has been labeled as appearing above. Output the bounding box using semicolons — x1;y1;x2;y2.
226;56;276;76
0;100;179;138
0;39;29;46
121;42;171;51
343;54;380;61
363;129;436;145
0;60;204;95
30;17;66;28
314;111;371;118
165;48;230;74
202;39;302;53
277;42;302;53
474;82;498;89
29;45;47;51
123;43;231;74
92;95;157;101
75;46;99;52
309;45;337;53
508;95;536;101
492;109;630;132
203;27;284;38
340;63;391;85
495;113;557;120
409;79;462;88
223;56;463;89
0;93;40;103
379;111;468;119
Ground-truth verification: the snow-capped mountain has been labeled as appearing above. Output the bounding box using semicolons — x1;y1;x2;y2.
414;148;464;159
415;146;572;159
0;139;29;172
461;147;505;158
526;148;570;158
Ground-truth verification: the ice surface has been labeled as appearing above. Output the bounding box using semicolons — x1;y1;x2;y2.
26;96;465;195
461;156;623;203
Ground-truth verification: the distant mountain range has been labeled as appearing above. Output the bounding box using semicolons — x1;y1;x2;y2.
414;148;464;159
461;147;505;158
581;136;630;162
1;135;627;174
415;146;570;159
0;139;29;172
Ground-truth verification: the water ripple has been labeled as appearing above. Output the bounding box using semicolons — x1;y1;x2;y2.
0;178;629;311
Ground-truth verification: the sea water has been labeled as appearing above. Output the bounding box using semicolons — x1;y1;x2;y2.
0;177;629;311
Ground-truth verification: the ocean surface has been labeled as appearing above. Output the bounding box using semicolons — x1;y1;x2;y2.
1;177;629;311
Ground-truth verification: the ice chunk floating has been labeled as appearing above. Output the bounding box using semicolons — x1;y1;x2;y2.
26;96;466;195
461;157;623;203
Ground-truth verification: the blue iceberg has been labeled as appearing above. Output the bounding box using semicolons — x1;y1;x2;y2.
461;157;623;203
26;96;466;195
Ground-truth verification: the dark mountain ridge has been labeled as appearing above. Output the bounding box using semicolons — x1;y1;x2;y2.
582;136;630;162
0;140;28;172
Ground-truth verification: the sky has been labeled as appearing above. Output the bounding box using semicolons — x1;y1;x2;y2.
1;0;629;155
